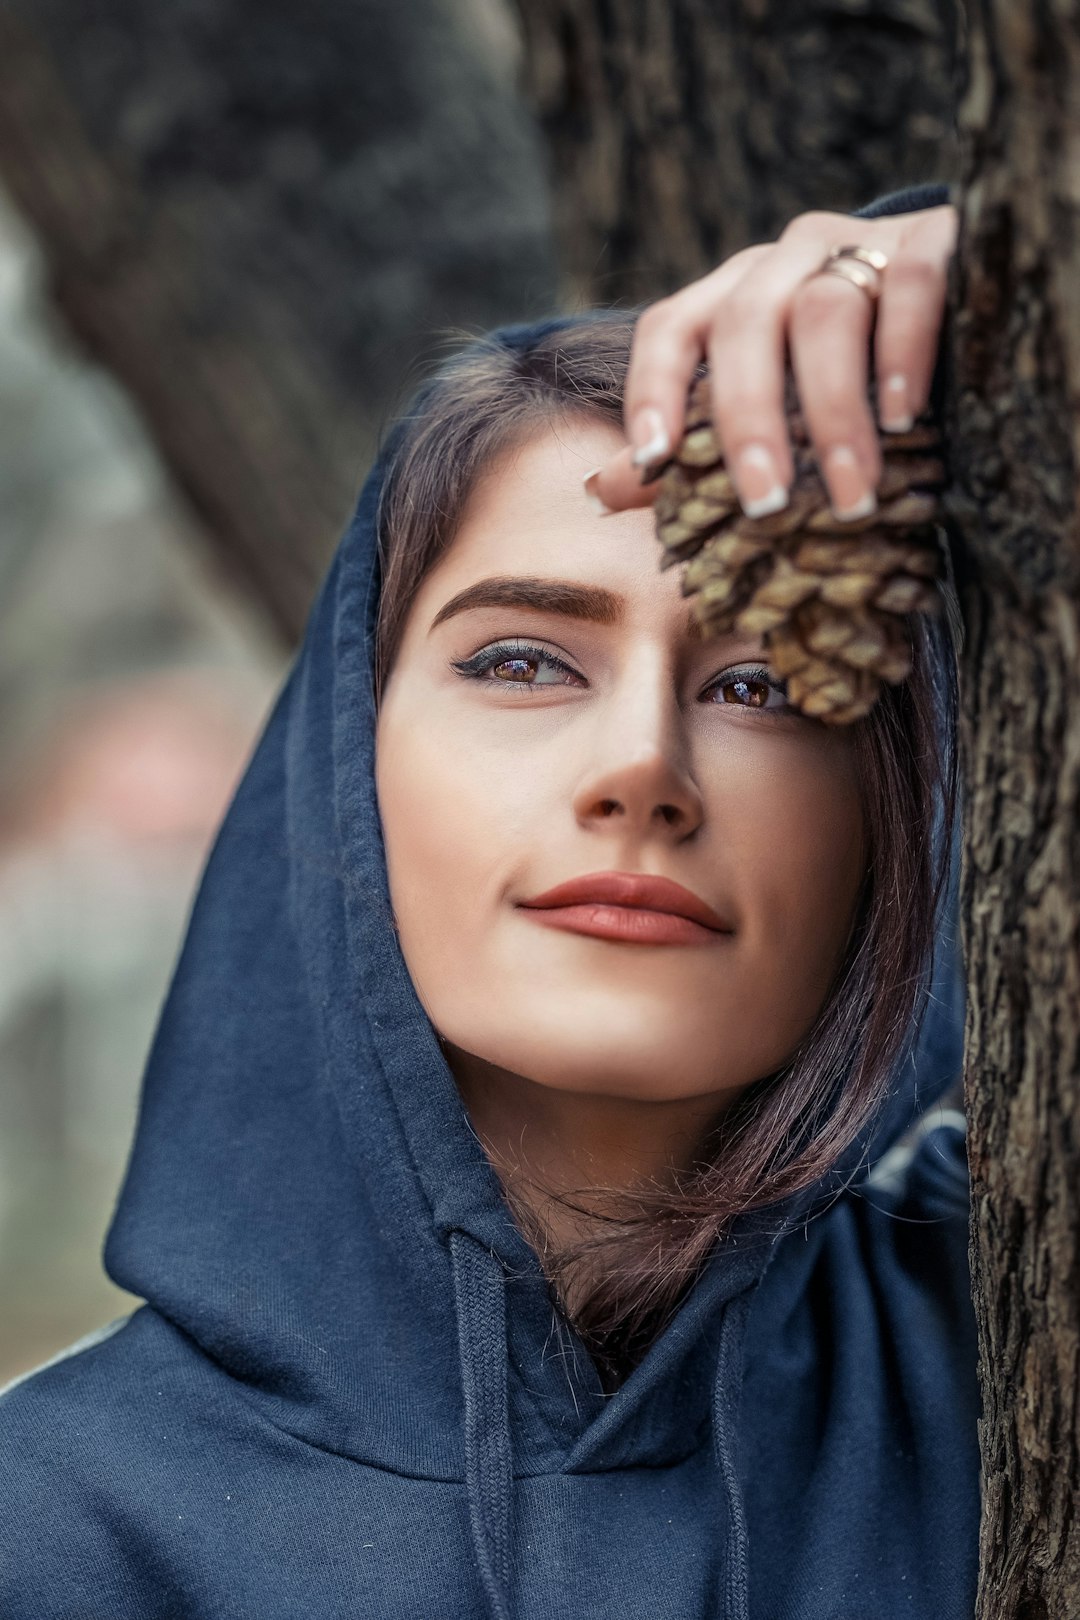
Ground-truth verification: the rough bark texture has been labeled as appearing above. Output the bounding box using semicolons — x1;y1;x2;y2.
0;0;555;641
513;0;961;304
946;3;1080;1612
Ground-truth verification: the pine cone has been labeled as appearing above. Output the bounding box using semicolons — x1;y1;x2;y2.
652;372;946;723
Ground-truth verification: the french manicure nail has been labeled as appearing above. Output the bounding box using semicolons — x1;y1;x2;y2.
825;446;877;520
880;373;914;433
582;467;613;515
629;407;671;468
734;444;789;518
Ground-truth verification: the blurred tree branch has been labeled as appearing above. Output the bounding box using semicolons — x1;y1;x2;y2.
0;0;554;641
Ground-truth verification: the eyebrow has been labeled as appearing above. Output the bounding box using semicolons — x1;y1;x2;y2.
428;575;696;635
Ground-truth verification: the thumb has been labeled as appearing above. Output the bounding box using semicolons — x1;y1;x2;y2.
584;445;664;514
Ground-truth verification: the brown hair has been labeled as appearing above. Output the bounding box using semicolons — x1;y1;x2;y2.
374;314;959;1389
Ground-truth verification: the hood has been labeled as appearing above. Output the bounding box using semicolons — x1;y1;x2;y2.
103;183;963;1620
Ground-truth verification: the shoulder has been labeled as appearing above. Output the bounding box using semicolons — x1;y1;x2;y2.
0;1307;246;1618
0;1303;214;1440
750;1109;976;1369
0;1312;147;1615
864;1104;970;1219
827;1109;977;1376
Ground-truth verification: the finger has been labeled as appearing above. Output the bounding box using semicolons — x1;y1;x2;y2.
873;205;957;431
620;244;774;472
584;445;661;513
703;217;873;514
788;271;882;519
590;246;773;513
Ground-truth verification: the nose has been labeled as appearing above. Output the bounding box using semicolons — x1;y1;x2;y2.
571;659;705;842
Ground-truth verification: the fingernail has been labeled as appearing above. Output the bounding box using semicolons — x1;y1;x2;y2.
825;446;877;520
629;407;671;468
734;443;789;518
880;373;914;433
582;467;613;515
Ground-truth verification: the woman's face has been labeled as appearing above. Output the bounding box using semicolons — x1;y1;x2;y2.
375;418;867;1108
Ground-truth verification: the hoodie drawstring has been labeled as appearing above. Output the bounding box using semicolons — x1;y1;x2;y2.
449;1230;513;1620
451;1226;756;1620
713;1289;753;1620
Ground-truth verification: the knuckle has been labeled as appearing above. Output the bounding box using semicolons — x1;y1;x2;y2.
706;242;772;283
633;298;674;340
906;203;959;244
779;209;842;243
886;255;943;294
713;285;772;335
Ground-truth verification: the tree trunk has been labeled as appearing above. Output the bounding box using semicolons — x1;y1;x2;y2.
512;0;960;304
0;0;554;641
946;3;1080;1613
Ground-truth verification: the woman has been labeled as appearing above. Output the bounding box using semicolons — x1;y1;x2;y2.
0;182;975;1618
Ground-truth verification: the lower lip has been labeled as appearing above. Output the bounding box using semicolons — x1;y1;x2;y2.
519;903;729;945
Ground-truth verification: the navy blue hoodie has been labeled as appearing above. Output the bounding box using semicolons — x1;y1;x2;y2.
0;181;980;1619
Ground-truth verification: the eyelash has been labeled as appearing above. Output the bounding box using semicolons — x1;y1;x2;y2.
448;639;793;713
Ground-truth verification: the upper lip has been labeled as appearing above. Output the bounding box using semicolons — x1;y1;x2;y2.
518;872;733;933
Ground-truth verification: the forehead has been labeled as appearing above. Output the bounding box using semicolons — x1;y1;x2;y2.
415;419;698;634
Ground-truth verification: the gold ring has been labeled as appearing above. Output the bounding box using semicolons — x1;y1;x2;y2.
826;245;889;274
813;243;889;303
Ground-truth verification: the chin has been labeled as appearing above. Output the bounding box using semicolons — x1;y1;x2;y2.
464;1026;745;1104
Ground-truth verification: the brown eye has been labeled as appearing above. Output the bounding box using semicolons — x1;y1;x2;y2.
707;667;789;711
492;657;537;683
720;675;768;707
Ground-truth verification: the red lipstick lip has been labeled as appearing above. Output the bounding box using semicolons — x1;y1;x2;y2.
517;872;733;933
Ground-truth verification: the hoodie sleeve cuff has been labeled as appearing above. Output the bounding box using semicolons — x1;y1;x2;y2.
852;181;954;219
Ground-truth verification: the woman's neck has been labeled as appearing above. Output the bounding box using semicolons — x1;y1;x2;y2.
446;1044;728;1275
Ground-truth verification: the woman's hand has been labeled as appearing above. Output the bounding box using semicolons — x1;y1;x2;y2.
586;204;958;522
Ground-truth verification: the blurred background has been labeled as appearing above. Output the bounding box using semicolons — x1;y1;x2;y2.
0;0;960;1383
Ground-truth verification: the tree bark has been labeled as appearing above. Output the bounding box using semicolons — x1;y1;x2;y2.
0;0;554;641
946;3;1080;1613
512;0;960;304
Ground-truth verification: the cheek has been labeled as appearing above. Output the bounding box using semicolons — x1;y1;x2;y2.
377;718;464;922
727;738;865;1009
375;703;527;983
